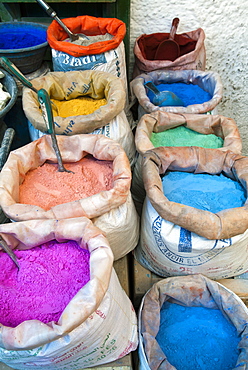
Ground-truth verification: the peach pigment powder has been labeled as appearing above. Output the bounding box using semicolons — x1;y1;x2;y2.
19;155;113;210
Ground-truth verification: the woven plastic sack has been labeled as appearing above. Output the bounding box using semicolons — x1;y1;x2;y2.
0;217;138;369
131;111;242;210
47;16;132;120
130;69;223;119
138;274;248;370
135;146;248;279
0;134;140;260
22;69;135;163
133;27;206;78
47;15;126;66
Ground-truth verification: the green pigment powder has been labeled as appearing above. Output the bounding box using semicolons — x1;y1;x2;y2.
151;126;224;148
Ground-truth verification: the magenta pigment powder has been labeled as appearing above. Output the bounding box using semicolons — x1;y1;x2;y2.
0;240;90;327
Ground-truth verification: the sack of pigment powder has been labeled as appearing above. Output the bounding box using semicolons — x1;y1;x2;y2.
130;69;223;120
0;217;138;369
131;110;242;212
133;27;206;78
22;69;136;164
47;15;126;83
138;274;248;370
0;134;140;260
134;146;248;279
46;15;132;121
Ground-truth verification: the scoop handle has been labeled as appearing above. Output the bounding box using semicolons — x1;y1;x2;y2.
36;0;75;38
144;81;160;96
169;17;180;40
36;0;55;16
37;89;73;173
0;57;37;92
37;88;54;134
0;235;20;269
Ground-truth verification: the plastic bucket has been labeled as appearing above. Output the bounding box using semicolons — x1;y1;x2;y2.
0;22;48;74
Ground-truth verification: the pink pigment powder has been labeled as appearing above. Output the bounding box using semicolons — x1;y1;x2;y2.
19;155;113;210
0;240;90;327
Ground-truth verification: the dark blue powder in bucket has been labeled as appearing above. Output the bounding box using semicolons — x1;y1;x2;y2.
156;301;240;370
0;26;46;49
147;82;212;106
162;171;246;213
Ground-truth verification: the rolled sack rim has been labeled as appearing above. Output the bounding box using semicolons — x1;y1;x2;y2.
139;274;248;370
47;15;126;57
134;28;206;67
22;70;126;135
134;110;242;155
0;217;114;350
130;69;223;114
0;134;131;222
142;147;248;240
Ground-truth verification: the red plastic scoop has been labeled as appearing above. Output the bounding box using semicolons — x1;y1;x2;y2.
155;18;180;61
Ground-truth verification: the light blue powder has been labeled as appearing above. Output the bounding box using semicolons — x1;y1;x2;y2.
156;301;240;370
147;82;212;106
162;171;246;213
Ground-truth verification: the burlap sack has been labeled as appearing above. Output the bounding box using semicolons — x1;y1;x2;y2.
130;69;223;117
0;217;138;369
138;274;248;370
0;134;140;260
22;69;135;162
131;111;242;209
133;27;206;78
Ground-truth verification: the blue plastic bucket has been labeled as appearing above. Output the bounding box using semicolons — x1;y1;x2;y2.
0;22;48;74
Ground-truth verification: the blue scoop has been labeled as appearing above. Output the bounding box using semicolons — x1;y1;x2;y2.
144;81;185;107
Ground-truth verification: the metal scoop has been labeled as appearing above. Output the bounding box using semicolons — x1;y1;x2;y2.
144;81;184;107
0;57;59;115
0;56;38;94
155;18;180;61
0;57;71;173
0;235;20;269
36;0;88;42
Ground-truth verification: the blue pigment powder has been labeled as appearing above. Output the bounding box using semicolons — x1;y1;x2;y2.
162;171;246;213
147;82;212;106
156;301;240;370
0;26;46;49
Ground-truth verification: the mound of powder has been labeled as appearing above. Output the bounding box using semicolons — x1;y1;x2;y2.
51;96;107;117
0;27;46;49
65;33;113;46
147;82;212;106
151;126;223;149
0;240;90;327
19;155;113;210
156;301;240;370
162;171;246;213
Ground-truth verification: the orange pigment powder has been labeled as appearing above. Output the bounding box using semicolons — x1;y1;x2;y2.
19;155;113;210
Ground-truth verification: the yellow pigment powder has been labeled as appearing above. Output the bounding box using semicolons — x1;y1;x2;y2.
51;96;107;117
